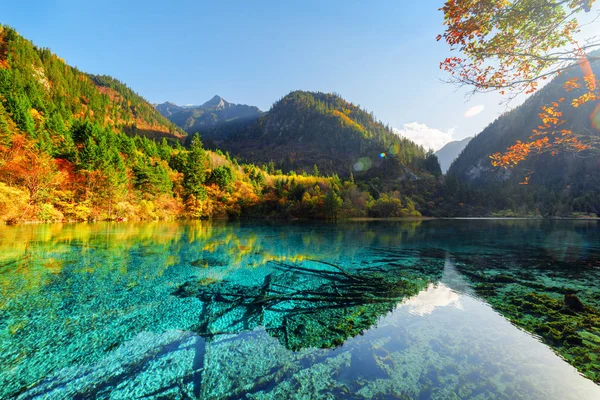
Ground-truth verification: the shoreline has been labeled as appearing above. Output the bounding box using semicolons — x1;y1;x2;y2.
2;215;599;227
345;217;436;222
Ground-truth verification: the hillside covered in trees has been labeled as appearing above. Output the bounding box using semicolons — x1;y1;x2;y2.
195;90;441;179
448;59;600;217
0;27;185;145
0;26;447;223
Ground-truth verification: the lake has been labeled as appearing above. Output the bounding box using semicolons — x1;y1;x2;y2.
1;220;599;399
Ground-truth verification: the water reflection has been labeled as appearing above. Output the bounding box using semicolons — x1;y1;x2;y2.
0;220;599;399
399;283;463;316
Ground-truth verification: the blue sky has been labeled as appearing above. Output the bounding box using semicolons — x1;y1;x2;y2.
0;0;562;150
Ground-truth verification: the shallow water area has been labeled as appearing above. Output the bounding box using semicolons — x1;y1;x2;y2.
1;219;599;399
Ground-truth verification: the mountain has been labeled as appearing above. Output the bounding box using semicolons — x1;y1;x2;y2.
435;137;472;173
0;27;185;144
155;101;183;118
448;58;600;216
156;96;262;134
202;95;228;109
199;90;440;178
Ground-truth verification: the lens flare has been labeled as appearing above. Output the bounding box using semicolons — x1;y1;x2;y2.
578;53;594;79
353;157;372;172
380;152;386;158
388;143;400;155
591;103;600;131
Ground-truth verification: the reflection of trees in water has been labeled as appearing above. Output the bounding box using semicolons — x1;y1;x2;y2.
0;220;428;303
174;259;437;351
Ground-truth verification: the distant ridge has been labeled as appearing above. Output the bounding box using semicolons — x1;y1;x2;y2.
156;96;262;135
435;137;472;173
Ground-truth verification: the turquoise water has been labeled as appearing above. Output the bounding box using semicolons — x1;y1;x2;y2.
1;220;599;399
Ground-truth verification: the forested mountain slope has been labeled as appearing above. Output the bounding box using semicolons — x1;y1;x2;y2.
0;26;185;145
448;59;600;216
202;90;441;179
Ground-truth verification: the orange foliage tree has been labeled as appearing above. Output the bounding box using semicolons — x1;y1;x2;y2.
438;0;599;169
0;134;63;204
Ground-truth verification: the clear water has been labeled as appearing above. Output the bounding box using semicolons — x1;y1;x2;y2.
1;220;599;399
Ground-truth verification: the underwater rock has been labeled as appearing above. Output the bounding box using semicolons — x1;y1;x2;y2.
564;294;585;313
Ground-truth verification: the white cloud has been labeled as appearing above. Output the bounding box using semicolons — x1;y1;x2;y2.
464;104;485;118
393;122;455;151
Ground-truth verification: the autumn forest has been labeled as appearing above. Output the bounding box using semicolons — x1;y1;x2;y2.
2;1;600;224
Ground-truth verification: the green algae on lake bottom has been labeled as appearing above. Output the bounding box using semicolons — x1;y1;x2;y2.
464;269;600;383
1;220;600;399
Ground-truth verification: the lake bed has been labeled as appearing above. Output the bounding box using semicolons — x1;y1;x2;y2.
1;220;599;399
